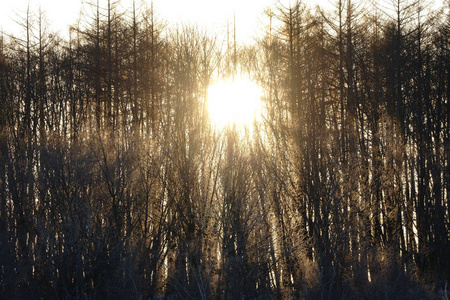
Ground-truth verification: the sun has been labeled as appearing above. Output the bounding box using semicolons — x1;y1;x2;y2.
207;76;262;128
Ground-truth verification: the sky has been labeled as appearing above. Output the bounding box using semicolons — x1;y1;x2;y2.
0;0;445;43
0;0;330;42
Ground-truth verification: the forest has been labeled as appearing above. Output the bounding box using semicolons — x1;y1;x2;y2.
0;0;449;298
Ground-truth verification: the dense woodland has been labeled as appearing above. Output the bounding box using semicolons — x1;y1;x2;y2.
0;0;449;298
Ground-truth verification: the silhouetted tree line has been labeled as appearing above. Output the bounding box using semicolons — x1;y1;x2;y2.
0;0;448;298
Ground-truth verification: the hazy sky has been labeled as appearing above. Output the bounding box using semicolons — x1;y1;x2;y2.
0;0;332;42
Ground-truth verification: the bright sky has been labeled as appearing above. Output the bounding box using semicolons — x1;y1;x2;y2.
0;0;332;42
0;0;445;42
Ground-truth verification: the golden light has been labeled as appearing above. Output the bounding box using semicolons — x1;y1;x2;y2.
207;76;262;128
